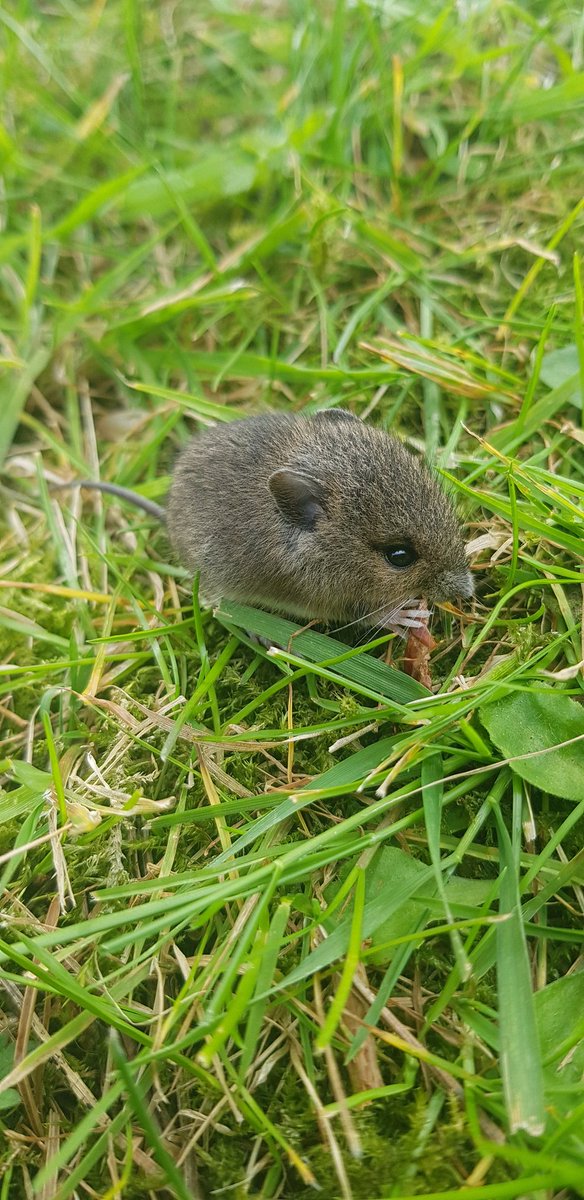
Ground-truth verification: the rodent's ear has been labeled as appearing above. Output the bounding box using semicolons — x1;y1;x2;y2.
268;469;326;530
316;408;359;422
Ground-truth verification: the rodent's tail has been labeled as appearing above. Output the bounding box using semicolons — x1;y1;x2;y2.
52;480;165;522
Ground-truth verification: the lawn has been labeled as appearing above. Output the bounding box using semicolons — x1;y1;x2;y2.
0;1;583;1197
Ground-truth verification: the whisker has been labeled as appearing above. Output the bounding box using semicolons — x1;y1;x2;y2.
329;603;395;636
363;618;390;648
330;596;418;637
345;601;423;651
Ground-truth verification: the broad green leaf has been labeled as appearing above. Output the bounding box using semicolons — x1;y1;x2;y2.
480;692;584;802
0;1088;20;1112
216;601;429;704
534;973;584;1128
325;848;494;968
540;345;582;405
536;970;584;1077
325;847;435;966
281;851;439;990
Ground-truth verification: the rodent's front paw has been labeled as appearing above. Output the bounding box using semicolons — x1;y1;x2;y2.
380;605;431;637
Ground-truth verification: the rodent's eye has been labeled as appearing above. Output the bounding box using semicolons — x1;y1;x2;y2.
380;542;418;570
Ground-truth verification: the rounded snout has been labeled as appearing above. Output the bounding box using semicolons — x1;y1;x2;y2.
435;566;474;602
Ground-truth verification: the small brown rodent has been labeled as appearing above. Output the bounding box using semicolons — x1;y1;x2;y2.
168;409;473;634
59;409;473;635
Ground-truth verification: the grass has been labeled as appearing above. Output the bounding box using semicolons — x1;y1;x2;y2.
0;0;583;1196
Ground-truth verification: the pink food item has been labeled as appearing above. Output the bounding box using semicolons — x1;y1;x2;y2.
403;621;436;687
408;621;436;650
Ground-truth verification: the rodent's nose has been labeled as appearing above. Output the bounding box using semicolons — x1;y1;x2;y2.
437;567;475;601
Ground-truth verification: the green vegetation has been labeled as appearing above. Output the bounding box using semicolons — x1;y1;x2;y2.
1;1;583;1196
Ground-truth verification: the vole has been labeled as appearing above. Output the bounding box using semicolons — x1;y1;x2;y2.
58;409;473;636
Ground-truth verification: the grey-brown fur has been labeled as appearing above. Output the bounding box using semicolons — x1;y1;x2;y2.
166;410;473;627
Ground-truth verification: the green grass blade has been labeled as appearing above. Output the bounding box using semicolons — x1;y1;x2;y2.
494;805;546;1135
